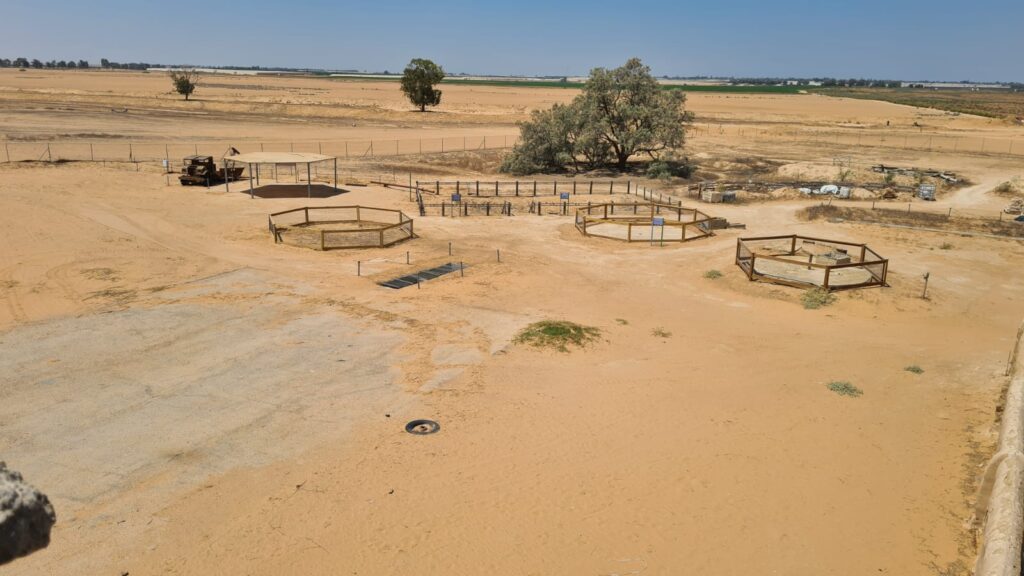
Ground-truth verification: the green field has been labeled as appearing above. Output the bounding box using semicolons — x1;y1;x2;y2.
813;87;1024;119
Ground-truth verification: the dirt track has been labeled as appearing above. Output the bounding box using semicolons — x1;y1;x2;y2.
2;70;1024;575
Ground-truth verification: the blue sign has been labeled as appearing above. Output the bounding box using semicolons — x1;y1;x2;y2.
652;217;665;226
452;193;462;202
560;192;570;200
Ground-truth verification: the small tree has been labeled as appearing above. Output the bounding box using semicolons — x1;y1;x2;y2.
169;69;199;101
400;59;444;112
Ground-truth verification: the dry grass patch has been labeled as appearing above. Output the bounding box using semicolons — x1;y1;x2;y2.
802;204;1024;239
514;320;601;352
826;381;863;397
801;287;836;310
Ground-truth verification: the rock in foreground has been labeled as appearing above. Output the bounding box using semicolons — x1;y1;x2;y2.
0;462;56;565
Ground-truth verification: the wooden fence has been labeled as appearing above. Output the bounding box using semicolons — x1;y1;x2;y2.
575;203;715;244
268;206;414;250
735;235;888;291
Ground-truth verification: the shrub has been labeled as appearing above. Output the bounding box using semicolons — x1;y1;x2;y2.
993;181;1017;195
703;269;723;279
801;287;836;309
646;157;694;180
514;321;601;352
904;365;924;374
826;381;863;397
651;327;672;338
939;242;954;250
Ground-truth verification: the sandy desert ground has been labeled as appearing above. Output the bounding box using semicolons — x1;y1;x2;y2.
2;69;1024;575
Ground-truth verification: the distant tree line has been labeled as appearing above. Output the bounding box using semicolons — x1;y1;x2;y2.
1;58;90;69
729;77;902;88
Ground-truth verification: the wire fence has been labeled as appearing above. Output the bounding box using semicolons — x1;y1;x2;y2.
4;123;1022;166
0;134;521;164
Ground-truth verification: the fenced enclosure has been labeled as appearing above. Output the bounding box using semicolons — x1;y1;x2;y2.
417;179;645;198
575;203;715;244
735;235;888;291
418;198;655;217
421;201;515;217
269;206;414;250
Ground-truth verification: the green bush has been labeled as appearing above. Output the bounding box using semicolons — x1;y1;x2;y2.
703;269;723;279
514;320;601;352
826;381;863;397
801;287;836;309
646;157;694;180
904;365;924;374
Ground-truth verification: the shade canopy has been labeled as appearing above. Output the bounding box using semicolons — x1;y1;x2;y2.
223;152;339;198
224;152;334;165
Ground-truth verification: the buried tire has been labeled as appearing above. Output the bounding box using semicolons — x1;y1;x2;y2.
404;419;440;435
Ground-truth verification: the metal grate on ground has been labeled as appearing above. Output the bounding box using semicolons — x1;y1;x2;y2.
378;262;464;289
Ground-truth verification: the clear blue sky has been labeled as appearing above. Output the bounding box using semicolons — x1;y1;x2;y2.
2;0;1022;81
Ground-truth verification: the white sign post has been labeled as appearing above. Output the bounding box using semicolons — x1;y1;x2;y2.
651;217;665;247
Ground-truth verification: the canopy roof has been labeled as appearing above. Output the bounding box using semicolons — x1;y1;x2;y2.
224;152;334;165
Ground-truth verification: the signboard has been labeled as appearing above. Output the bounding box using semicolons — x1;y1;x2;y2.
652;217;665;226
452;193;462;202
560;192;570;201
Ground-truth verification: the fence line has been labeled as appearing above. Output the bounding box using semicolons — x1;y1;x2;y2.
0;134;521;164
4;123;1022;166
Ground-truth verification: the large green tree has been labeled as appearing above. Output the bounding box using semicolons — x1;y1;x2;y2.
169;69;199;101
501;57;691;173
400;58;444;112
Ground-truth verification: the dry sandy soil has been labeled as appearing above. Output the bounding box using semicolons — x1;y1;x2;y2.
2;70;1024;576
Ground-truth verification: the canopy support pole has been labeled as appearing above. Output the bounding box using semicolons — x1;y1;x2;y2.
225;159;230;194
334;158;338;191
307;162;312;198
248;163;254;199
